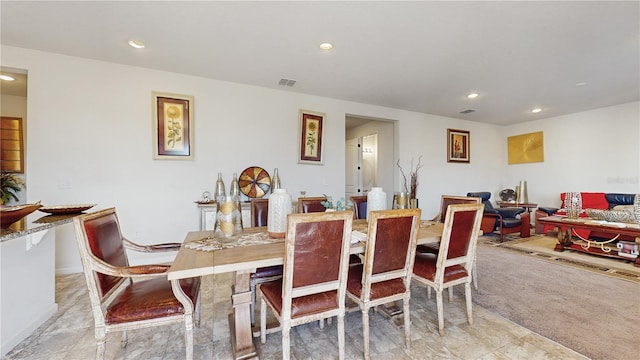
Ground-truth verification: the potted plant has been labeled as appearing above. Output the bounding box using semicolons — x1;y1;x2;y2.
321;195;347;211
1;172;26;205
397;156;424;208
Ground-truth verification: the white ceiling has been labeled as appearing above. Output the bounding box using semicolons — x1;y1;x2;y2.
1;1;638;125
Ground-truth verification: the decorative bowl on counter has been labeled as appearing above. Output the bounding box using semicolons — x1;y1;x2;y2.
0;202;42;228
38;204;96;215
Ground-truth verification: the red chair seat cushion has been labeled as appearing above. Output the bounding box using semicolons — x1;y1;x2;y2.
106;277;199;325
413;253;468;283
260;280;338;319
346;264;406;300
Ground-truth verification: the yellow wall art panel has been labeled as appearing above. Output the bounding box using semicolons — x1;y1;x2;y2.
508;131;544;164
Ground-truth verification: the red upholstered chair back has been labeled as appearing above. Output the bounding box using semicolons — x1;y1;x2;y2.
438;204;484;269
291;217;346;287
368;210;420;275
438;195;481;223
80;209;128;298
297;196;327;213
281;211;353;316
251;198;269;227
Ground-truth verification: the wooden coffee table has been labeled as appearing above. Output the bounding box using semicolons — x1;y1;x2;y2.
538;215;640;267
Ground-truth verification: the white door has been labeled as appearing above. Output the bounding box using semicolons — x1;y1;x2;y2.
345;137;362;200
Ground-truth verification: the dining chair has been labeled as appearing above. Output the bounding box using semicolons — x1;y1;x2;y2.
418;195;482;291
346;208;421;360
259;211;353;360
249;198;283;324
72;208;201;360
298;195;361;268
412;203;483;336
297;196;328;213
350;195;368;219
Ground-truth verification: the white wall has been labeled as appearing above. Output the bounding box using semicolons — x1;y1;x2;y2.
504;101;640;208
3;45;637;273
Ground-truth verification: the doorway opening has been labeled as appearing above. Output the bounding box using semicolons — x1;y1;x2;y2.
345;116;397;208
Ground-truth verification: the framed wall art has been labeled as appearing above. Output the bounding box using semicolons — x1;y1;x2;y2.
298;109;325;165
152;92;194;160
508;131;544;164
447;128;470;163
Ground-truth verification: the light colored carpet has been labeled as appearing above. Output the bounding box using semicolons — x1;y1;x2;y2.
472;239;639;360
490;234;640;283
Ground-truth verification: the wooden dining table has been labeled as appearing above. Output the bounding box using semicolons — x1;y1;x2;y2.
168;219;444;360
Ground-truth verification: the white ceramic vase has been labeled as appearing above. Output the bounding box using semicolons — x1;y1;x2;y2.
367;187;387;219
268;189;292;238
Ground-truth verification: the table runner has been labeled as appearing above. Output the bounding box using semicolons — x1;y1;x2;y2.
184;231;283;252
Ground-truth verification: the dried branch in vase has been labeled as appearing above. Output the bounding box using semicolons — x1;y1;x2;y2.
397;156;424;199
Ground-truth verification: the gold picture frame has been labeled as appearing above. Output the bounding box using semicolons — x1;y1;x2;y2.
298;109;325;165
447;129;470;163
152;92;194;160
508;131;544;164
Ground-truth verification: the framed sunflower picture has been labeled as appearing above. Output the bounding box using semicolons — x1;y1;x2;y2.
298;109;325;165
152;91;194;160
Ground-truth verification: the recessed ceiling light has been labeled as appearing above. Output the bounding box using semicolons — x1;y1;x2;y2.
128;40;145;49
319;42;333;50
575;82;587;87
531;108;543;113
0;75;15;81
467;93;479;99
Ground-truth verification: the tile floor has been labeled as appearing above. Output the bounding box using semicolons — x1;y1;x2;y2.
2;273;587;360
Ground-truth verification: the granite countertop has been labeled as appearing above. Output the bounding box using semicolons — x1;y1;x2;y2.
0;213;79;242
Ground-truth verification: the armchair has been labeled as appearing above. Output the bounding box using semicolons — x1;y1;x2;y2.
466;192;531;242
72;208;201;360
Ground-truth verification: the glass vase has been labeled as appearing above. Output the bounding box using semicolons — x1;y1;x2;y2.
215;195;242;238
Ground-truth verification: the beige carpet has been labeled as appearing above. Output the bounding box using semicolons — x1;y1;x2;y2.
480;234;640;283
472;237;639;360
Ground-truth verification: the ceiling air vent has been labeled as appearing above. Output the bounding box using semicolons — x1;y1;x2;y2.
278;78;296;87
459;109;475;114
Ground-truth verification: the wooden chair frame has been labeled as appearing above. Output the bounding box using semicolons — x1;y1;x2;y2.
259;211;353;360
297;196;328;213
346;208;421;359
412;203;483;335
73;208;201;360
350;195;368;219
249;198;283;324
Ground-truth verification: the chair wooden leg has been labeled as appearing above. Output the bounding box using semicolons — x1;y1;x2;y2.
282;322;291;360
184;316;194;360
338;314;346;360
260;297;267;344
362;309;370;360
195;288;202;327
427;286;432;299
447;287;453;301
472;257;478;290
319;319;325;329
95;327;106;360
403;297;411;348
465;282;473;325
250;281;256;325
436;290;445;336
